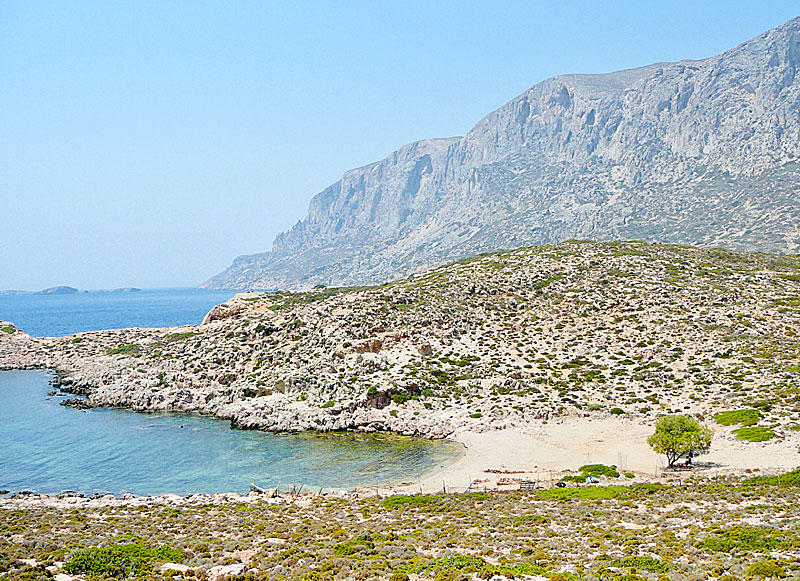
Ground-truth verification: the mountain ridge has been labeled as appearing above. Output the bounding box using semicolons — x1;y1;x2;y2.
203;17;800;290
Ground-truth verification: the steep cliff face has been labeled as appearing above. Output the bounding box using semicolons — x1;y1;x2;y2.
203;17;800;290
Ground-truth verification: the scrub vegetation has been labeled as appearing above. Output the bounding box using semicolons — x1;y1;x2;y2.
3;472;800;580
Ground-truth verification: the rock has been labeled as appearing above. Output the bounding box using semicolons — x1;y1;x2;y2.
160;563;192;574
204;17;800;291
59;398;92;410
207;563;248;580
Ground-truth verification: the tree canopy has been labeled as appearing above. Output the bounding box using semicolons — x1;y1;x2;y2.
648;414;713;467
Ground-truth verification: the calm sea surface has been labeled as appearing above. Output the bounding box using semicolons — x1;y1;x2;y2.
0;287;236;337
0;370;459;495
0;289;459;495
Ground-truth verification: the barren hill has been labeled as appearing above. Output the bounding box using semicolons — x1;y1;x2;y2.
5;241;800;439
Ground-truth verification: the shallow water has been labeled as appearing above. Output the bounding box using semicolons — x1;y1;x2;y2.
0;287;236;337
0;370;460;496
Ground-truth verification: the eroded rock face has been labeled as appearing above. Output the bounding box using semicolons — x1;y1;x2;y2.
203;17;800;291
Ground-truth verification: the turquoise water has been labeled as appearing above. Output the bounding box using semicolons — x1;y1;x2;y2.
0;370;459;496
0;287;236;337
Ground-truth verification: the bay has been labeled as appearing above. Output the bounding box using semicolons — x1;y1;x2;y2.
0;370;460;496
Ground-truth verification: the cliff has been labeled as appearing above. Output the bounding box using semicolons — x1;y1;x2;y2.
204;17;800;290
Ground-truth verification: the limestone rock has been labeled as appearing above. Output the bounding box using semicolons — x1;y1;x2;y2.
203;17;800;291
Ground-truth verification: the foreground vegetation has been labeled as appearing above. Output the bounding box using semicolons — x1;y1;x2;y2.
2;473;800;580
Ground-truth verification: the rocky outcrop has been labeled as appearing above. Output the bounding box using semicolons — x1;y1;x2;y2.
203;17;800;291
4;241;800;438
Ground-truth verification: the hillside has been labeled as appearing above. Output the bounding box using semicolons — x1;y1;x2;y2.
4;241;800;447
204;17;800;290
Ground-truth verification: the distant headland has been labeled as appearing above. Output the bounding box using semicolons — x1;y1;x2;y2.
0;286;141;296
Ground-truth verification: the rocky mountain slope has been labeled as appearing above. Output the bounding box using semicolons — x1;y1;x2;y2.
203;17;800;291
4;241;800;438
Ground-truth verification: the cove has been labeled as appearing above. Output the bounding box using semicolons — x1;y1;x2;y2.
0;370;461;496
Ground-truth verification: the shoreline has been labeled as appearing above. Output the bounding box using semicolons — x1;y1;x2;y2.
2;365;800;500
2;242;800;504
3;411;798;503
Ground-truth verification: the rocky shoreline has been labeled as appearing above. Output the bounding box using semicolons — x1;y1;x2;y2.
2;241;800;457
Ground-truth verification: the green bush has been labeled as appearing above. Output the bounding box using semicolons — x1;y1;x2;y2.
611;556;669;572
64;543;183;579
561;464;620;482
698;525;784;553
609;407;625;415
1;326;15;334
579;464;620;478
392;392;412;405
15;564;53;580
420;554;548;579
164;332;199;342
538;484;664;501
733;426;776;442
744;467;800;486
469;412;483;419
333;535;375;556
714;409;760;426
745;560;786;578
382;494;443;509
107;344;140;356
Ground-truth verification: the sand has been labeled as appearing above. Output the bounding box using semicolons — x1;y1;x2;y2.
397;416;800;493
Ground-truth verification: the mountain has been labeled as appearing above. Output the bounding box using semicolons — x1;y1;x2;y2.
203;18;800;290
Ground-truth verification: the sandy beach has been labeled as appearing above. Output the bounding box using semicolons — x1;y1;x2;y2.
402;416;800;493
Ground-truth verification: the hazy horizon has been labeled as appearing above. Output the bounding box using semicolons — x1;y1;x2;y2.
2;1;798;290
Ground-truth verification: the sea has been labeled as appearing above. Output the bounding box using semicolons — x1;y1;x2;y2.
0;287;236;337
0;289;459;495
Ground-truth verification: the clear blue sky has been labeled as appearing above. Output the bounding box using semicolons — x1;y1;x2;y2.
1;1;797;290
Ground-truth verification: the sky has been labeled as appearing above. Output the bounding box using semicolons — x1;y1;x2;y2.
1;1;798;290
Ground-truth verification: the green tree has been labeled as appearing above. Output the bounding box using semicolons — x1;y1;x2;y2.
648;414;712;467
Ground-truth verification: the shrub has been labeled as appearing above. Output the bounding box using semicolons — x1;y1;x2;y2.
469;412;483;419
698;525;784;552
107;344;140;356
612;556;669;572
561;464;619;482
392;392;412;405
579;464;620;478
164;332;199;342
382;495;444;510
744;467;800;486
609;407;625;415
64;543;183;579
538;484;664;501
333;535;375;556
1;326;15;334
733;426;776;442
745;560;786;578
714;409;760;426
